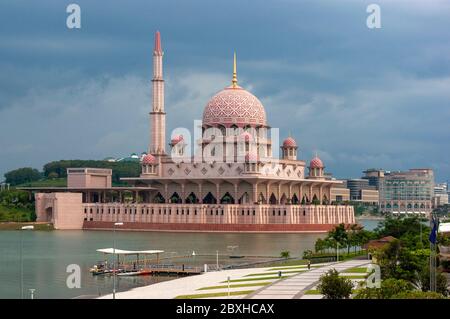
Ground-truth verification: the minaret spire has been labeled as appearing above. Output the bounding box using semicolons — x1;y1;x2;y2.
154;30;162;53
232;52;238;88
149;30;166;156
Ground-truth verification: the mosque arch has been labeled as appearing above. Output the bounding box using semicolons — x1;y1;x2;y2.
322;195;329;205
220;192;235;204
420;203;425;209
407;203;412;209
258;192;267;204
301;195;309;205
185;192;199;204
239;192;250;204
170;192;182;204
153;192;165;203
291;194;299;205
312;194;320;205
280;193;288;205
269;193;278;205
203;192;217;204
414;203;419;209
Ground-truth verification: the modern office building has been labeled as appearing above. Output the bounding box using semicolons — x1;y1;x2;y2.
345;179;379;204
379;168;434;216
433;183;449;207
362;169;385;189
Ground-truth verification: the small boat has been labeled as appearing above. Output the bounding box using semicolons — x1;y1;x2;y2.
117;269;153;276
229;255;244;259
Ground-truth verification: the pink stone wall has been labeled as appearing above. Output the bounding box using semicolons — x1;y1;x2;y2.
35;192;84;229
81;203;355;229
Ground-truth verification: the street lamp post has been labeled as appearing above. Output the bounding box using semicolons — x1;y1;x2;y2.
216;250;219;270
336;242;339;262
112;222;123;299
20;225;34;299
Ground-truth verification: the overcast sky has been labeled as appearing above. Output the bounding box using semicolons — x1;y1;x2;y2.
0;0;449;181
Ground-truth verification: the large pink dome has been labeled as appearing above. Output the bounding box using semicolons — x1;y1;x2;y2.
202;86;267;127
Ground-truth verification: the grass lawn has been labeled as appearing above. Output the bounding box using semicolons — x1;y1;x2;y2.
268;265;321;271
245;269;307;277
197;282;272;290
0;222;54;231
221;275;292;283
175;290;254;299
342;267;368;273
339;274;368;279
261;259;308;268
17;178;67;187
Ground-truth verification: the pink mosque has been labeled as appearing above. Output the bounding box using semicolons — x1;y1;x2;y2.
33;32;355;232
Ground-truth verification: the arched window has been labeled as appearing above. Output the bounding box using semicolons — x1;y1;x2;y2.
312;194;320;205
220;192;235;204
322;195;329;205
269;193;277;205
292;194;299;205
185;192;199;204
239;192;250;204
258;192;266;204
203;192;217;204
170;192;182;204
153;192;165;203
280;194;287;205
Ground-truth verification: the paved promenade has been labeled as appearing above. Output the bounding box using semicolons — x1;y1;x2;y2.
247;259;371;299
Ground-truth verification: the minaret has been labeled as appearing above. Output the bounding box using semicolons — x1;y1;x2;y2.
149;31;166;155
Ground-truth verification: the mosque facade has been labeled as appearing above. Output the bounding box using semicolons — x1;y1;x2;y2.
33;31;355;232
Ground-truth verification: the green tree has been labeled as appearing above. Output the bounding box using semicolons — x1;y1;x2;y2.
391;291;447;299
355;278;413;299
317;269;353;299
43;160;141;185
302;250;313;260
417;267;448;296
280;251;290;259
4;167;41;186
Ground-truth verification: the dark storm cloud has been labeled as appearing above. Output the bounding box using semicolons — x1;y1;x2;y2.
0;0;449;181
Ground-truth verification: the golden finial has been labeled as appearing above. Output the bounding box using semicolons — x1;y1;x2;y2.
232;52;238;88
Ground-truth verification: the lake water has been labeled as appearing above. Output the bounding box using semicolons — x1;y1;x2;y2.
0;219;381;299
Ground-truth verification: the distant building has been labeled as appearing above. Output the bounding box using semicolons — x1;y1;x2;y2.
345;179;379;204
433;183;449;207
379;168;434;216
330;184;350;202
362;169;384;189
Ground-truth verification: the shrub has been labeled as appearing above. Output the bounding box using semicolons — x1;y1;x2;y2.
317;269;353;299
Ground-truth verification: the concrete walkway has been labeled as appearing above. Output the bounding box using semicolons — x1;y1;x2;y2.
247;259;371;299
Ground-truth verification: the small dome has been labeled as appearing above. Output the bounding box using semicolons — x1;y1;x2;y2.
310;156;324;168
171;134;184;145
142;154;157;164
245;152;259;162
283;137;297;147
239;131;254;142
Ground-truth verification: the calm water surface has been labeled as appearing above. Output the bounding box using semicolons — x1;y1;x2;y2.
0;219;380;299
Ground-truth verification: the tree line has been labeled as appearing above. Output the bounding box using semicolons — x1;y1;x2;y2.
3;160;141;186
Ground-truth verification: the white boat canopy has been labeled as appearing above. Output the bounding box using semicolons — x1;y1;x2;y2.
97;248;164;255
